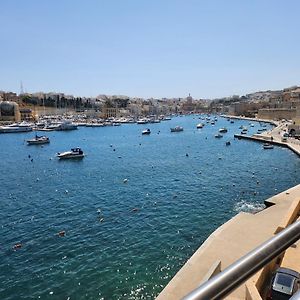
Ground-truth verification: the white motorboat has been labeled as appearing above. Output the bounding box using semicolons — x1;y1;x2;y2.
27;135;50;145
57;147;85;159
0;122;33;133
142;128;151;135
215;133;223;138
56;120;78;131
137;118;148;124
219;128;228;133
196;123;204;129
263;143;274;149
170;126;183;132
86;122;104;127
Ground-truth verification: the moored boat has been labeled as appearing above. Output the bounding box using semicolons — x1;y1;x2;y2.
57;147;85;159
215;133;223;138
27;135;50;145
0;122;33;133
263;143;274;149
56;120;78;131
170;126;183;132
142;128;151;135
137;118;148;124
219;128;228;133
196;123;204;129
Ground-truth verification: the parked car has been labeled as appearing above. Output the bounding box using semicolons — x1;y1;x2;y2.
267;267;300;300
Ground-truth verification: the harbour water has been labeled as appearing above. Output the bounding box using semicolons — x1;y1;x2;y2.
1;115;300;300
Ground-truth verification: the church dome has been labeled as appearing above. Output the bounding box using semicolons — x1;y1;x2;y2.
0;101;18;116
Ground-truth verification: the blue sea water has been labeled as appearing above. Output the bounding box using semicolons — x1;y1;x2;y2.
0;115;300;300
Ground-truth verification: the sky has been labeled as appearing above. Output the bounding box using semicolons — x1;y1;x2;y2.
1;0;300;99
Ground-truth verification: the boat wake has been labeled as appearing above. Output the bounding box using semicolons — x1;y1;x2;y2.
234;200;265;214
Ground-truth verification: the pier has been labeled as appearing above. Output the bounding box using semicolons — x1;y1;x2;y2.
234;134;300;157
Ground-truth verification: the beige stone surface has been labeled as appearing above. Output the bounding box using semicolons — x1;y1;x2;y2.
156;185;300;300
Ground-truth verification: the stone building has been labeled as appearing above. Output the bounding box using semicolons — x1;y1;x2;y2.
0;101;21;122
102;107;119;119
19;108;35;121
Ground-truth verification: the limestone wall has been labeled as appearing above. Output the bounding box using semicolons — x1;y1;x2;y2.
257;108;296;120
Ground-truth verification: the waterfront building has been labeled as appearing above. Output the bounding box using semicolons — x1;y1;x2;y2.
102;106;119;119
19;108;35;121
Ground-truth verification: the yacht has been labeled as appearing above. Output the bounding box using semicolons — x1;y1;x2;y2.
0;122;33;133
215;133;223;138
56;120;78;131
86;122;104;127
137;118;148;124
170;126;183;132
142;128;151;135
42;122;61;131
27;135;50;145
57;147;85;159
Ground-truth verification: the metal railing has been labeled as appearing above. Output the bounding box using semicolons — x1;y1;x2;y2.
291;290;300;300
182;220;300;300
